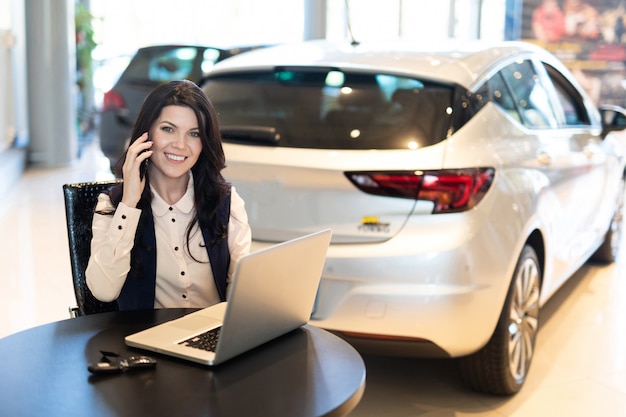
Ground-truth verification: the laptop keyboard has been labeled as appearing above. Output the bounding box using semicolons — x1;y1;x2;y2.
179;327;222;352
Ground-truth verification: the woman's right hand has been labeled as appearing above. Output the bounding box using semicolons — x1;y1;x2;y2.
121;132;153;207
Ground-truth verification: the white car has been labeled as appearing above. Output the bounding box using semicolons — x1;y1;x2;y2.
201;40;626;395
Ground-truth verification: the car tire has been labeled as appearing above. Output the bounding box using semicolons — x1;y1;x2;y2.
590;179;624;263
457;244;541;395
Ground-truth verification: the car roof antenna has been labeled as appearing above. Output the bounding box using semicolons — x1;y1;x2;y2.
344;0;360;46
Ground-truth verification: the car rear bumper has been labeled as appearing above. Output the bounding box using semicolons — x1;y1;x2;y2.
310;265;501;358
247;182;530;357
252;210;518;358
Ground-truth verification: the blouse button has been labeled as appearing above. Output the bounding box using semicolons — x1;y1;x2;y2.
174;246;179;251
171;218;176;223
182;294;187;299
117;225;122;230
169;207;173;211
181;271;185;276
121;214;127;219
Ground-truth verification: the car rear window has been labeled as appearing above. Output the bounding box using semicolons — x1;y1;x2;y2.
203;68;467;150
121;46;223;85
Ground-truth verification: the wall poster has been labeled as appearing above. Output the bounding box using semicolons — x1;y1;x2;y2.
522;0;626;106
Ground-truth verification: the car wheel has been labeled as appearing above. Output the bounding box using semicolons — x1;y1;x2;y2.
590;179;624;263
457;245;541;395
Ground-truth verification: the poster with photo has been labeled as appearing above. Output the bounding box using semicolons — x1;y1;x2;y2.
521;0;626;106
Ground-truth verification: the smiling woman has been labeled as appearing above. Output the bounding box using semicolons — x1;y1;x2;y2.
85;80;252;311
145;105;203;195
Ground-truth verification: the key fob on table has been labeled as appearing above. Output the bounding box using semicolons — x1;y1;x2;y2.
123;355;158;370
88;361;124;374
88;353;156;374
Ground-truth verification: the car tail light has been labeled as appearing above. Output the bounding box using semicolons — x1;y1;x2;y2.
345;168;494;213
102;89;126;111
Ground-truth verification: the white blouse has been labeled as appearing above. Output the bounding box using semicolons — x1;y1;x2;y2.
85;174;251;308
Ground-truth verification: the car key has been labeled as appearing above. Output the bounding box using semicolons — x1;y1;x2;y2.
88;353;156;374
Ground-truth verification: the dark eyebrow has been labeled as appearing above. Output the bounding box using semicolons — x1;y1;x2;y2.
159;120;199;131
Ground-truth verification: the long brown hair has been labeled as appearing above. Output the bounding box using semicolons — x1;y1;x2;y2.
113;80;230;252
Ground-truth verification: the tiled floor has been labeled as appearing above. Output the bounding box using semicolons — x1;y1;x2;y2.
2;141;626;416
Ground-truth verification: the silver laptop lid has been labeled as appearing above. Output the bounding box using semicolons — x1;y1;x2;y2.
212;228;332;363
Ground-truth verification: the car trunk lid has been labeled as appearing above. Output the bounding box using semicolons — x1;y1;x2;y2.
223;143;446;243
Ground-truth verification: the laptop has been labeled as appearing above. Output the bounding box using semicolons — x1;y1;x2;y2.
125;228;332;366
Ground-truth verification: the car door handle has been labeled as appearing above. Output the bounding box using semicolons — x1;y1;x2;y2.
536;151;552;165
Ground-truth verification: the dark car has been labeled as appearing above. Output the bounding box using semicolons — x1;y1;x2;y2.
98;44;265;171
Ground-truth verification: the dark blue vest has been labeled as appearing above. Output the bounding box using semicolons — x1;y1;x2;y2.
112;186;231;310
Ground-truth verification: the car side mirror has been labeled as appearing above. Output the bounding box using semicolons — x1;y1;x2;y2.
600;104;626;137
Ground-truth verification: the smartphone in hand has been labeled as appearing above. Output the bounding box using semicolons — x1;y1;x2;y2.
140;158;148;180
139;134;151;180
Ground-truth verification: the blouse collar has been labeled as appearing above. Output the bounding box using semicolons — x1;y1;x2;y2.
150;172;195;216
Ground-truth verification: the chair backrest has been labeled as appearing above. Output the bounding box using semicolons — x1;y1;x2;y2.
63;180;122;316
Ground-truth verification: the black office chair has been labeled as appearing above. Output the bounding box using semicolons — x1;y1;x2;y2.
63;180;122;316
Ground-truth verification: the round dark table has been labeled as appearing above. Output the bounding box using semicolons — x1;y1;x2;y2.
0;309;365;417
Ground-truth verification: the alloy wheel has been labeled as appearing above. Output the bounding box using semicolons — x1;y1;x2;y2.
507;256;540;383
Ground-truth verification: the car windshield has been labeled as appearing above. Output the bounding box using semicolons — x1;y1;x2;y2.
204;68;464;150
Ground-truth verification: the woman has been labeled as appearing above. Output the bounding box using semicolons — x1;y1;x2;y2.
86;80;251;310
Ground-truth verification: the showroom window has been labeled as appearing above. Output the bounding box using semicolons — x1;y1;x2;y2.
326;0;506;42
92;0;505;56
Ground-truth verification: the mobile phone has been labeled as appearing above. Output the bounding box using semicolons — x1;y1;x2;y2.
140;134;150;180
140;158;148;180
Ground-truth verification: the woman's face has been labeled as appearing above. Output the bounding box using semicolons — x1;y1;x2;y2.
147;105;203;182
